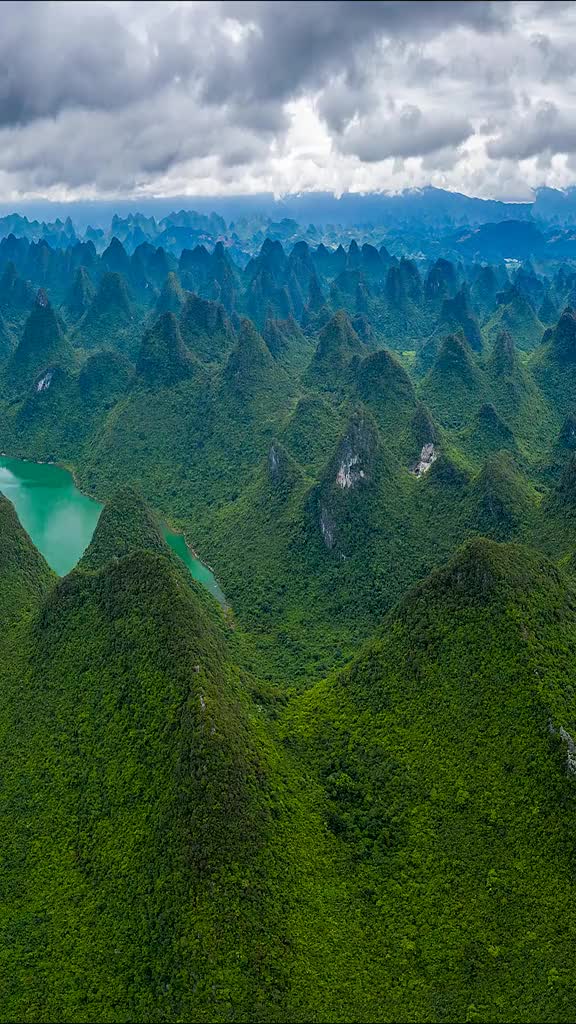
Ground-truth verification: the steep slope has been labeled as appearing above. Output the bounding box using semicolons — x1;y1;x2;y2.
432;285;483;354
281;395;345;472
484;286;544;352
289;539;576;1023
353;348;418;459
306;309;366;390
460;402;518;462
64;266;96;320
486;330;553;461
179;292;235;364
0;493;54;624
222;317;291;406
6;289;74;391
155;270;185;315
0;310;15;362
262;316;314;369
0;494;363;1023
420;332;487;429
75;271;139;355
135;312;198;389
77;485;167;569
467;451;538;540
532;307;576;418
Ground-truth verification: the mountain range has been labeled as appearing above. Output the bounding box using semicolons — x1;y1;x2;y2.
1;212;576;1022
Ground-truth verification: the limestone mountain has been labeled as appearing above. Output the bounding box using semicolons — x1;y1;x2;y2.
76;271;137;354
484;285;544;351
288;537;576;1021
434;284;483;353
179;292;235;363
420;332;486;428
0;493;54;624
0;310;15;361
7;289;74;389
467;452;537;539
155;271;185;315
64;266;95;320
135;312;198;389
306;309;366;389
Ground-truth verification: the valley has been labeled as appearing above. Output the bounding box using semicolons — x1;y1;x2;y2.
1;206;576;1023
0;454;225;598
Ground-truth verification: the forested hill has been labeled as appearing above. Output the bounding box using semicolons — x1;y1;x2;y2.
2;218;576;1021
2;228;576;678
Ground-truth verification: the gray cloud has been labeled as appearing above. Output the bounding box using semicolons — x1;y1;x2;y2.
337;105;473;162
206;1;507;103
487;102;576;160
0;1;574;200
0;1;164;125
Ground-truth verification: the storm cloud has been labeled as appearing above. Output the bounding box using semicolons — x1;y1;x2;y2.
0;0;575;200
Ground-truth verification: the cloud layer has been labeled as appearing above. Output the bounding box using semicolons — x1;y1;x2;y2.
1;1;576;200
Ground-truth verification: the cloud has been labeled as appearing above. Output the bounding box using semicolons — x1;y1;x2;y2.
487;102;576;160
206;1;506;103
0;0;575;201
336;105;473;162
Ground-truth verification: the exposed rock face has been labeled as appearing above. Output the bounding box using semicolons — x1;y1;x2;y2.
35;370;53;392
411;443;438;478
336;451;365;489
315;410;379;551
268;444;281;481
266;442;303;496
320;506;336;549
333;412;377;491
550;720;576;776
559;726;576;776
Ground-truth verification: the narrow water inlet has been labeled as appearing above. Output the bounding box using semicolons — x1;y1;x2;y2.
0;456;226;604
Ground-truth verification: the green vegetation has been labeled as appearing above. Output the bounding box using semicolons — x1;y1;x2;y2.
2;231;576;1020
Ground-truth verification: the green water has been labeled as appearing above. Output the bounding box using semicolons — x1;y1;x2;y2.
0;456;226;604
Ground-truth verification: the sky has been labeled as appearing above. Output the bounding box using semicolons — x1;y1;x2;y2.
2;0;576;203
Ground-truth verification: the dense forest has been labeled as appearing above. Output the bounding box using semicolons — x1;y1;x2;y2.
1;215;576;1022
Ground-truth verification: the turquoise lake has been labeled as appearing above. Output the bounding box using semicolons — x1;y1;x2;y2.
0;456;226;604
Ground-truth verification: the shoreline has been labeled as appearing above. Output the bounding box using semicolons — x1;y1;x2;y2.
0;451;227;604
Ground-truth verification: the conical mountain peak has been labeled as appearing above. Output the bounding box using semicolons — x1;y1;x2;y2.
308;309;365;382
550;307;576;362
78;487;169;572
434;332;477;379
469;452;534;539
226;317;275;376
8;288;73;384
490;330;517;377
179;292;234;362
156;271;185;315
136;312;198;388
65;266;95;317
90;271;132;318
401;537;555;614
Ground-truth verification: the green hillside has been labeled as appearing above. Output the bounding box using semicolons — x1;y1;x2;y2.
288;539;576;1023
2;232;576;1022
